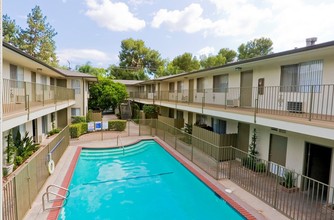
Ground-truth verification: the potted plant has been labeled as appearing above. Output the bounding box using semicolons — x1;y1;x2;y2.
3;131;16;176
280;170;299;193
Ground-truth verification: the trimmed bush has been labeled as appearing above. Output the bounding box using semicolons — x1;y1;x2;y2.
108;120;126;131
72;116;86;124
70;122;88;138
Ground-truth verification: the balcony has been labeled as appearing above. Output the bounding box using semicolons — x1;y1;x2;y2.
130;84;334;125
2;79;75;119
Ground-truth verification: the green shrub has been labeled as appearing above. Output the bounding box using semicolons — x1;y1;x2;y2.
72;116;86;124
48;128;61;137
70;124;81;138
255;162;266;173
242;157;256;171
108;120;126;131
70;122;88;138
15;156;23;167
143;105;158;119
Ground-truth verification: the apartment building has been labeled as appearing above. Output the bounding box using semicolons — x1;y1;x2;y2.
2;42;96;155
131;40;334;191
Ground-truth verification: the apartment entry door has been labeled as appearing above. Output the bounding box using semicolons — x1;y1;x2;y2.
269;134;287;176
304;143;331;199
237;122;250;153
240;70;253;107
189;79;194;103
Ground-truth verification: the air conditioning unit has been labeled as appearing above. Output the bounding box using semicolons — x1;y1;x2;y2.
226;99;239;107
287;101;303;113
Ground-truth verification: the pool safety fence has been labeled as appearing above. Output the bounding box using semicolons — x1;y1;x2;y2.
4;119;334;220
2;126;70;220
154;120;334;220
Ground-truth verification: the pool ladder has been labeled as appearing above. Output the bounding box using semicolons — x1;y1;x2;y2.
117;135;125;155
42;184;70;211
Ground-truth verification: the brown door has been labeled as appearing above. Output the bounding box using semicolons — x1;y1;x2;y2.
240;71;253;107
237;123;250;152
188;112;193;125
269;134;287;166
189;79;194;103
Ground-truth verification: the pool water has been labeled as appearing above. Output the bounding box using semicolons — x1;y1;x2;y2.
59;140;245;220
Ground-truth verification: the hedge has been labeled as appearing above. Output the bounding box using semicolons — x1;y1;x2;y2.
108;120;126;131
70;122;88;138
72;116;86;124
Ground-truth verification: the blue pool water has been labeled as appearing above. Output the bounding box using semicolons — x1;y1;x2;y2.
59;140;245;220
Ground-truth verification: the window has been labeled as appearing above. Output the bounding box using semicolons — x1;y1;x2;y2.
71;108;81;116
197;77;204;92
50;77;55;86
41;75;47;85
10;64;24;88
211;118;226;134
169;82;175;92
146;85;152;93
71;79;81;94
280;60;323;92
177;81;183;92
213;74;228;92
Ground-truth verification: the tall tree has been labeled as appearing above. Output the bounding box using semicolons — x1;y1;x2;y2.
200;54;226;69
218;48;237;63
118;38;164;78
237;37;273;60
77;62;107;79
171;53;200;73
3;15;21;47
19;6;58;66
88;79;128;112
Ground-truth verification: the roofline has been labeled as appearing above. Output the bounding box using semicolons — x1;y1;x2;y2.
3;42;66;77
148;40;334;82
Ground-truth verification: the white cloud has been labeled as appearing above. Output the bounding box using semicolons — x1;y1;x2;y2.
57;48;115;68
128;0;153;6
209;0;272;37
85;0;145;31
268;1;334;51
209;0;334;51
151;3;212;33
197;46;215;57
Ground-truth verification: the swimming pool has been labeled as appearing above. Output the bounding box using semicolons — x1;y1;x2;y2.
58;140;246;220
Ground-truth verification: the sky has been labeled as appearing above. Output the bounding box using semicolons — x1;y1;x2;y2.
3;0;334;69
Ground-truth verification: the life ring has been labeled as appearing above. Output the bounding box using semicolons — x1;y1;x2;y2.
48;159;55;174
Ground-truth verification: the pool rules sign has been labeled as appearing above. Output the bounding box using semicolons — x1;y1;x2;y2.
88;121;108;132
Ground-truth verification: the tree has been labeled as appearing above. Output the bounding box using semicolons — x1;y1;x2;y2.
19;6;58;66
237;37;273;60
107;65;149;80
170;52;200;73
218;48;237;63
77;62;107;79
3;15;21;47
200;54;226;69
88;79;128;112
118;38;164;78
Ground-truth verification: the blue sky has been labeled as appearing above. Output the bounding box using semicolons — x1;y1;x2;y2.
3;0;334;69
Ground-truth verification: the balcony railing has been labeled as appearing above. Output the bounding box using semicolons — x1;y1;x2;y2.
2;79;75;117
130;84;334;122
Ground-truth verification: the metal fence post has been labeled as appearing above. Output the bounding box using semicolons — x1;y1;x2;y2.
308;85;314;121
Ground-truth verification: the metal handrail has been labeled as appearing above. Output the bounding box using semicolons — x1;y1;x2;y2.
42;184;70;211
117;135;124;155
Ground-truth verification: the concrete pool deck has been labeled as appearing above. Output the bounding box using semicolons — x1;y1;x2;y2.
23;134;290;220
